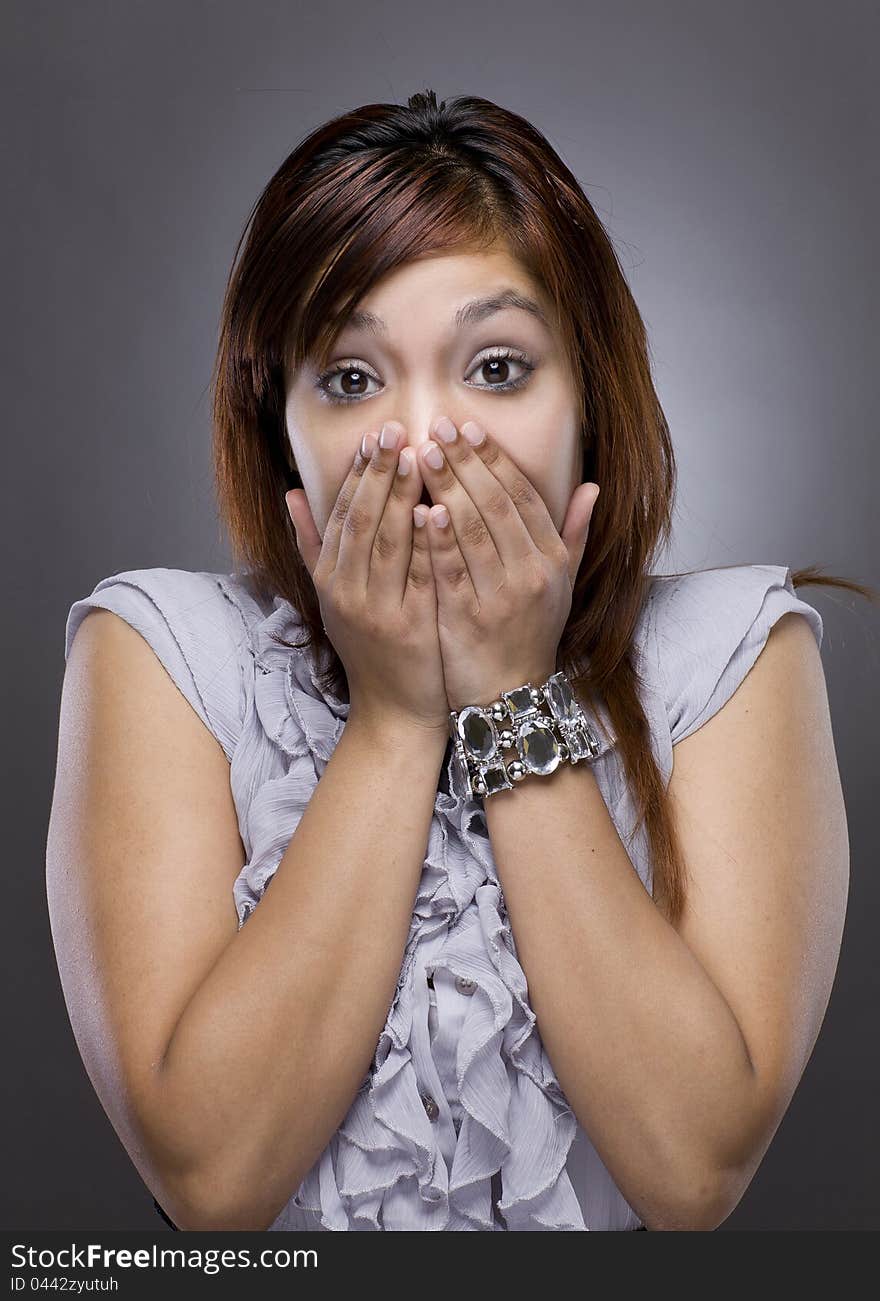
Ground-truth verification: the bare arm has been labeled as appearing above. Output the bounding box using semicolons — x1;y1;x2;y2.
157;701;448;1230
481;611;849;1230
47;609;449;1231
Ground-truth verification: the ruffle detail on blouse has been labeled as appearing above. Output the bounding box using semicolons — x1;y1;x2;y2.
229;592;616;1231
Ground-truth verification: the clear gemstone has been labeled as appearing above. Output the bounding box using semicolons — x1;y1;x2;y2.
460;707;496;760
517;720;562;775
483;762;513;795
568;721;600;760
547;672;577;721
505;685;535;716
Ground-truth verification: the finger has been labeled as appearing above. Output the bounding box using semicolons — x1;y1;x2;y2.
368;438;435;609
425;501;478;613
285;488;322;579
335;421;408;589
415;423;510;603
438;417;562;564
560;482;600;589
318;428;382;579
408;501;437;609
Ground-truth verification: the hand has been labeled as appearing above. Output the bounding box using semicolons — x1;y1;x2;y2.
417;416;600;713
285;422;451;738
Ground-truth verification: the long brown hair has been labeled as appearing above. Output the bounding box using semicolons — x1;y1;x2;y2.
210;89;876;925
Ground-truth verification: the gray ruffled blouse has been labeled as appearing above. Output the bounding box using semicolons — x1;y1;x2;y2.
64;562;823;1231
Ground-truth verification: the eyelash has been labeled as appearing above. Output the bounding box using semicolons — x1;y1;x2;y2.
313;346;536;406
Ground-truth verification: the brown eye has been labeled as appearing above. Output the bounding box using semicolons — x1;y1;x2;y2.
465;347;534;394
480;358;512;385
338;368;370;396
316;361;381;404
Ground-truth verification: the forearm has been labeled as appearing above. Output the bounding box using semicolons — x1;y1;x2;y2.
484;757;757;1231
155;712;449;1230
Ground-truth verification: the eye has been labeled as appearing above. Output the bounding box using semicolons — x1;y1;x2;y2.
313;345;536;406
464;347;535;393
314;360;381;405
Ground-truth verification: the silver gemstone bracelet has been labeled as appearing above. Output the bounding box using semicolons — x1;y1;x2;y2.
448;670;602;801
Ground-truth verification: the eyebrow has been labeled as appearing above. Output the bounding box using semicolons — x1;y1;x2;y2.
344;287;550;335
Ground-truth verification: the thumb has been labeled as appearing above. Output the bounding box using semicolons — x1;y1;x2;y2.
562;483;600;589
285;489;322;578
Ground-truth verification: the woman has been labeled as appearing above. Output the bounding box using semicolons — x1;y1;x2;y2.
48;90;865;1232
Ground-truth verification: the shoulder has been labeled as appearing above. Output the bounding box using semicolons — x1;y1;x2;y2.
64;566;272;761
634;563;824;747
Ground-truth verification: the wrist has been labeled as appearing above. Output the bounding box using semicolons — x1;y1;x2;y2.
449;668;603;802
345;706;451;754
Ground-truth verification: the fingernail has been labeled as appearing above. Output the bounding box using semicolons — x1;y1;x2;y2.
361;432;377;457
431;505;449;528
423;442;444;469
396;448;413;476
413;505;429;527
434;416;457;444
379;423;399;450
461;421;485;446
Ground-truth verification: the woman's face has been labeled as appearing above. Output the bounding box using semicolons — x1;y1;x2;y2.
284;243;583;541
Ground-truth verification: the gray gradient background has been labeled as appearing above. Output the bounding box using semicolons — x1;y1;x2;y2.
3;0;877;1230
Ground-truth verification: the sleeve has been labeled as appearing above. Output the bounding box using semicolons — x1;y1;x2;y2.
64;567;249;761
646;563;824;747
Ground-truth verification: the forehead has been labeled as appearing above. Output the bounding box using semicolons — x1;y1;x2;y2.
333;247;555;347
351;244;545;315
287;242;561;381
